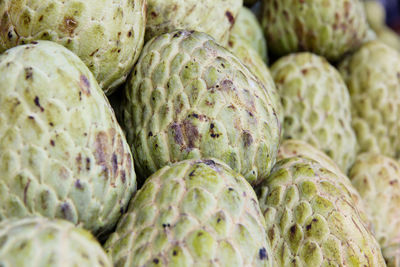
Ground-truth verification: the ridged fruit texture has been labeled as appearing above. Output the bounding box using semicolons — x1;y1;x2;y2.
145;0;243;45
226;34;283;126
105;159;273;267
256;157;386;266
277;139;371;229
230;7;268;63
121;30;281;185
271;53;357;172
349;153;400;266
0;0;146;94
339;41;400;158
0;41;136;238
260;0;368;61
0;217;112;267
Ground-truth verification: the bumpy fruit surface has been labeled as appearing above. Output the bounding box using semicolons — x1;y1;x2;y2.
145;0;242;44
256;157;386;266
271;53;357;172
0;217;112;267
260;0;368;61
0;41;136;238
350;153;400;266
231;7;268;62
0;0;146;94
277;139;371;229
377;27;400;51
105;159;273;267
339;41;400;158
364;0;386;31
121;30;281;185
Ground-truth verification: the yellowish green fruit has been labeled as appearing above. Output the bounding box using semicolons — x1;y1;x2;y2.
364;0;386;31
377;27;400;51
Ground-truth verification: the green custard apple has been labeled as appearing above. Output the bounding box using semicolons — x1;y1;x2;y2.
364;0;386;32
0;41;136;239
271;52;357;172
0;217;112;267
105;159;273;267
256;156;386;266
260;0;369;61
0;0;146;94
349;153;400;266
339;41;400;158
231;7;268;63
121;30;281;185
145;0;243;45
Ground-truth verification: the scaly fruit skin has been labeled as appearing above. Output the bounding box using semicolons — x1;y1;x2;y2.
0;41;136;239
349;153;400;267
145;0;242;45
364;0;386;31
271;53;357;172
260;0;368;61
0;217;112;267
226;34;283;127
231;7;268;63
339;41;400;158
377;27;400;51
105;159;273;267
256;157;386;266
0;0;146;94
121;30;281;185
277;139;371;229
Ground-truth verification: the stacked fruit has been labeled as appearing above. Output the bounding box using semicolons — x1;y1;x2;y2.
0;0;399;266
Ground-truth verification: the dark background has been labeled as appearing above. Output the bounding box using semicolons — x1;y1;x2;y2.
383;0;400;32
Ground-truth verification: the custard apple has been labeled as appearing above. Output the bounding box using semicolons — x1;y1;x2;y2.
120;30;281;185
145;0;243;45
256;156;386;266
105;159;273;267
230;7;268;63
364;0;386;31
271;52;357;172
376;27;400;51
339;41;400;158
260;0;369;61
0;217;112;267
0;0;146;94
0;41;136;239
349;153;400;267
226;34;283;126
277;139;371;229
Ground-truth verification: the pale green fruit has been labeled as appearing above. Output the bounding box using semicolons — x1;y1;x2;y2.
226;34;283;127
105;159;273;267
350;153;400;267
271;53;357;172
339;41;400;158
231;7;268;62
260;0;368;61
256;156;386;266
377;27;400;51
145;0;243;45
0;217;112;267
121;30;281;185
364;0;386;31
0;41;136;239
277;139;371;229
0;0;146;94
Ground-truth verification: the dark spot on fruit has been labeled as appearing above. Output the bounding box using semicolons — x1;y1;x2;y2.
75;179;83;189
28;116;34;120
390;180;398;185
50;140;55;146
7;31;12;39
242;131;253;147
49;122;54;127
183;119;199;148
306;224;312;231
155;144;158;148
210;123;215;129
228;188;234;191
60;202;73;220
34;96;44;112
171;123;184;145
162;223;171;228
225;11;235;25
192;113;198;118
112;153;118;175
217;218;221;223
248;111;254;117
148;132;153;137
89;49;99;57
121;170;126;183
60;16;78;36
189;170;195;176
23;179;31;205
198;232;203;236
120;207;124;214
204;159;216;166
25;67;33;80
79;75;91;95
39;15;43;22
153;258;159;264
117;49;121;53
259;247;268;260
173;250;178;256
128;31;132;37
290;225;297;234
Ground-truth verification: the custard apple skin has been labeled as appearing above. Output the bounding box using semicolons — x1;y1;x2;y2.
256;157;386;266
349;153;400;267
121;30;281;185
145;0;243;45
226;34;283;127
364;0;386;32
339;41;400;158
277;139;371;230
0;217;112;267
271;53;357;172
0;0;146;94
0;41;136;239
260;0;368;61
105;159;273;267
230;7;268;63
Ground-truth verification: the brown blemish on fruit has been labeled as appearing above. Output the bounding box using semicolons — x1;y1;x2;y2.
79;75;91;96
25;67;33;80
75;179;83;189
60;16;78;36
23;179;31;205
242;131;253;147
60;202;73;220
112;153;118;175
225;11;235;25
34;96;44;112
171;123;184;145
259;247;268;260
50;140;55;146
183;119;199;148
